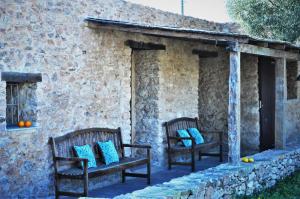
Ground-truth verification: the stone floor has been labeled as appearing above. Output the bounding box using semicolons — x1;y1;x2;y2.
77;157;223;198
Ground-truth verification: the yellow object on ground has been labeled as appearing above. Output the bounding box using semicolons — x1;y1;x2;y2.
248;157;254;162
242;157;249;163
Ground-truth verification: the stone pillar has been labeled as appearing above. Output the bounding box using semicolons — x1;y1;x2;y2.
275;58;287;149
228;49;241;165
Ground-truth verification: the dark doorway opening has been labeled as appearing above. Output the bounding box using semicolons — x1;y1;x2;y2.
258;57;275;151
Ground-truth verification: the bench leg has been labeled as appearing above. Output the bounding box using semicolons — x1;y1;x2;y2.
219;144;223;162
83;174;88;196
191;150;195;172
54;174;59;199
147;160;151;185
147;148;151;184
199;150;202;161
122;170;126;183
168;151;172;170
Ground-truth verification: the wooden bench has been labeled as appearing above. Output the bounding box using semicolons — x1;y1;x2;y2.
164;117;223;171
49;128;151;198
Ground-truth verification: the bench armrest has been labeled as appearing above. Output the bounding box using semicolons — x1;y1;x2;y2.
123;144;151;149
55;156;88;164
168;136;194;141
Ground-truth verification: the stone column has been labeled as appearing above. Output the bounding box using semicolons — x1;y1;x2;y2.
275;58;287;149
228;49;241;165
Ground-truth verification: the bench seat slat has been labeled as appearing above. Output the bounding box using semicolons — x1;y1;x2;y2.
169;141;219;152
58;157;148;178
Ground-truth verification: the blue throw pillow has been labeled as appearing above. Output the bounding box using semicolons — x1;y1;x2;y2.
188;128;204;144
97;140;119;165
177;129;192;147
73;144;97;169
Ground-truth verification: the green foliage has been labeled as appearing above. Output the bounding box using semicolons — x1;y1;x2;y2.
226;0;300;43
239;170;300;199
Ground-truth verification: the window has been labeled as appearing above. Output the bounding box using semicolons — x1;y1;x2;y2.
1;72;41;129
5;82;37;128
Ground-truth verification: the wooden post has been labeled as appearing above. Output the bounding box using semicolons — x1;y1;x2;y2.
228;45;241;165
275;58;287;149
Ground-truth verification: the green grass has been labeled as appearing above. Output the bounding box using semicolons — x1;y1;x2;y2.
241;170;300;199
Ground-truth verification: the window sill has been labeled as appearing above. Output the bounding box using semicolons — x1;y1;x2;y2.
6;125;39;132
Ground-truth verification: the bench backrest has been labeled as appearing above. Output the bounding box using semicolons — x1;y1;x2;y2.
164;117;199;146
50;128;124;160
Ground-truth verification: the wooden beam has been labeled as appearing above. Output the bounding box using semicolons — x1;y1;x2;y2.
125;40;166;50
192;49;218;58
238;44;300;60
275;58;287;149
268;43;286;50
228;46;241;165
248;40;268;47
1;72;42;83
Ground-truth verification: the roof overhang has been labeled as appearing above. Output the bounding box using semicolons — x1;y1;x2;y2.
85;17;300;60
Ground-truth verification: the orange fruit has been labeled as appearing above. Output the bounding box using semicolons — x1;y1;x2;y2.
25;121;32;127
18;121;25;128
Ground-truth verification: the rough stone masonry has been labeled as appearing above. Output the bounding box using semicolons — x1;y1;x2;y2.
0;0;300;198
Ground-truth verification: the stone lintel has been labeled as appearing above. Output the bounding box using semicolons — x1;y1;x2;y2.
1;72;42;83
228;50;241;165
275;58;287;149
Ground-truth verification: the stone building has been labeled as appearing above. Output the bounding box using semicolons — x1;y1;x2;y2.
0;0;300;198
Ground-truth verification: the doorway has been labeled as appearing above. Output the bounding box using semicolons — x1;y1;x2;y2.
258;57;275;151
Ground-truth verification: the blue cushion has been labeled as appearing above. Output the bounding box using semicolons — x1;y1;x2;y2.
188;128;204;144
177;129;192;147
97;140;119;165
73;144;97;169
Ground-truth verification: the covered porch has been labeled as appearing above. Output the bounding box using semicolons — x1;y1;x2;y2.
86;18;300;166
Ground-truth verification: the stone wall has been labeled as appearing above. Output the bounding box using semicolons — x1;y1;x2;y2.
240;54;260;155
115;145;300;199
285;61;300;147
198;50;229;132
198;50;229;154
157;40;201;165
285;100;300;145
